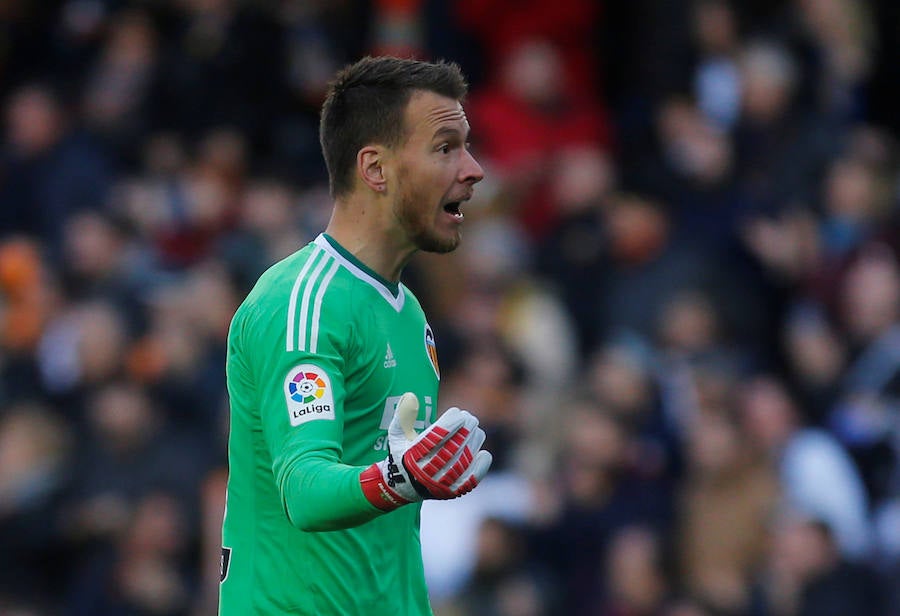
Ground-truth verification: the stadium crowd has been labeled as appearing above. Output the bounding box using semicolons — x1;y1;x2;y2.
1;0;900;614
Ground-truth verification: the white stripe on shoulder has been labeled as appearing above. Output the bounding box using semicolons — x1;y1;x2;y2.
286;246;323;352
314;235;405;312
297;252;333;351
309;260;341;353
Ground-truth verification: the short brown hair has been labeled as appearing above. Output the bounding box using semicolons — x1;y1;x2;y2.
319;56;468;198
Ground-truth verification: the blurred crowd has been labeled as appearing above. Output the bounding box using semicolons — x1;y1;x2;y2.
1;0;900;615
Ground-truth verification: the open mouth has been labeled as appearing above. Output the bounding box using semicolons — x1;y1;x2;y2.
443;201;463;218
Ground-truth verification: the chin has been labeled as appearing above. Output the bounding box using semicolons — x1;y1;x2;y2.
415;232;461;254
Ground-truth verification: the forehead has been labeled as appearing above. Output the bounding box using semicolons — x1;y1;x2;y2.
403;90;469;138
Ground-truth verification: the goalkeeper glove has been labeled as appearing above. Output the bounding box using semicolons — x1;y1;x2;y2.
360;392;493;511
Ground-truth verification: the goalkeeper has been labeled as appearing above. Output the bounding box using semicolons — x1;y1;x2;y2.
219;56;492;615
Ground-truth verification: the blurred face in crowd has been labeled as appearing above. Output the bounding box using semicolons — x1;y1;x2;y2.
564;405;629;504
389;90;484;253
607;526;667;613
686;412;743;477
77;301;128;383
105;10;157;67
551;146;615;214
0;406;69;493
665;600;714;616
739;376;796;453
5;85;63;156
241;181;295;235
657;99;733;183
841;250;900;342
589;346;652;418
693;0;738;55
503;39;564;107
565;404;627;471
659;292;719;353
825;158;877;221
770;516;837;582
785;314;845;387
89;383;157;452
606;196;670;264
126;491;187;557
474;518;521;574
739;42;797;123
63;212;123;280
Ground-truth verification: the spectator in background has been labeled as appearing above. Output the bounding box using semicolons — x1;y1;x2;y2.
586;340;680;490
65;490;193;616
732;39;838;216
454;0;601;99
113;127;244;269
446;517;556;616
828;247;900;507
677;407;777;615
803;149;895;315
0;237;56;403
0;404;73;608
0;83;113;260
275;0;372;184
154;0;285;146
37;300;130;418
466;39;611;239
739;375;872;559
819;156;884;260
600;193;734;345
598;525;669;616
775;0;875;121
58;210;157;338
126;262;236;435
217;178;311;293
641;97;748;257
61;382;204;547
79;8;161;169
531;400;670;616
536;146;616;356
689;0;742;131
752;514;884;616
781;302;847;423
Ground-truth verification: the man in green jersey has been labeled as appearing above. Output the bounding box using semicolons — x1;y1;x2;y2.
219;56;493;614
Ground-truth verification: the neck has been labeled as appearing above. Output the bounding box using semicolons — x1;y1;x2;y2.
325;194;417;283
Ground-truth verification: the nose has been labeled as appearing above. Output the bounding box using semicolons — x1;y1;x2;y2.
460;148;484;185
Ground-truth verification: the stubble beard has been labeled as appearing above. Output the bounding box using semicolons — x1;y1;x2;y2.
395;184;460;254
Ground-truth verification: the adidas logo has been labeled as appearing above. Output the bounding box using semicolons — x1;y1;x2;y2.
383;343;397;368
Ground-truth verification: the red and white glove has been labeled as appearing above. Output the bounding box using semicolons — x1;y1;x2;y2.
360;392;493;511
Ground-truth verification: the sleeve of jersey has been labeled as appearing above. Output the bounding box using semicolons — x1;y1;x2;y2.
247;300;384;532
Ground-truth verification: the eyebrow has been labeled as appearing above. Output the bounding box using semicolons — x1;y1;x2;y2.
432;126;467;140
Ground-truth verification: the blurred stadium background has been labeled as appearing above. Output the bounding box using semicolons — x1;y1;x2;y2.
2;0;900;614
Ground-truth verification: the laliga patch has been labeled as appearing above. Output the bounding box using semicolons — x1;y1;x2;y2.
424;323;440;380
284;364;335;426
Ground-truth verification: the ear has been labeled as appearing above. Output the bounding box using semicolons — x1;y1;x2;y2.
357;145;387;193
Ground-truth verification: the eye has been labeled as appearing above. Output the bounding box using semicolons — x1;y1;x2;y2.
438;143;451;154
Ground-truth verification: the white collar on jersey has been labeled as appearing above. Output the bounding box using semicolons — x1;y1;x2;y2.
314;234;406;312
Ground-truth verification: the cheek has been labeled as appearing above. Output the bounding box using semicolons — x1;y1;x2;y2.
401;163;443;202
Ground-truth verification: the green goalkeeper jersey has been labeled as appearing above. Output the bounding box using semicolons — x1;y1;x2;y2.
220;234;440;615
